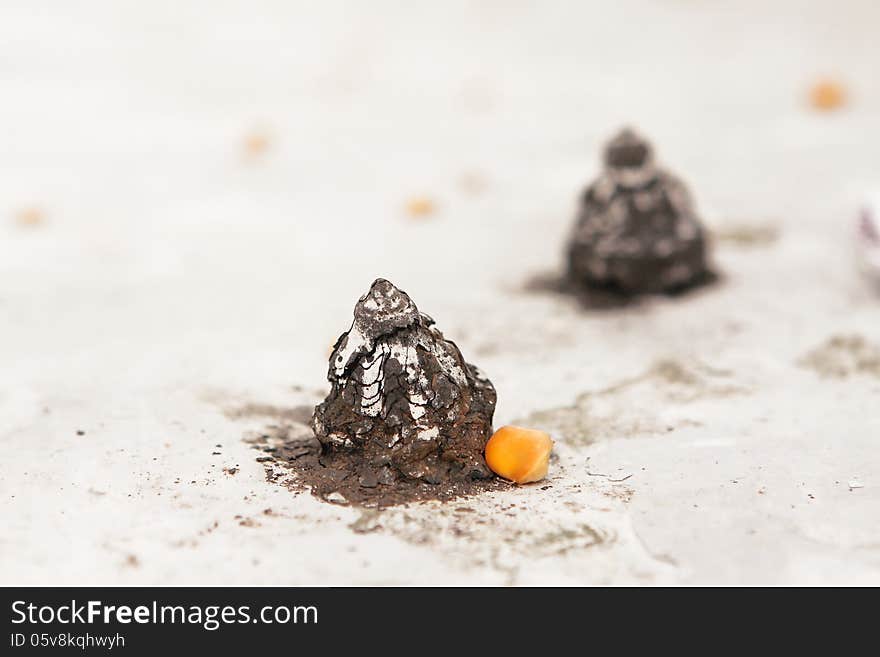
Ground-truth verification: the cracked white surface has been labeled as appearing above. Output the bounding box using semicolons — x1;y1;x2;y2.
2;0;880;585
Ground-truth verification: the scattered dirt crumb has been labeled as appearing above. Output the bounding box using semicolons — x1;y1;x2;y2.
586;470;632;483
238;517;260;528
223;466;239;476
530;525;604;556
124;554;140;568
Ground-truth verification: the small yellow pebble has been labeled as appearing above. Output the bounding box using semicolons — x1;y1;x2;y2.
809;79;847;112
405;196;436;218
485;425;553;484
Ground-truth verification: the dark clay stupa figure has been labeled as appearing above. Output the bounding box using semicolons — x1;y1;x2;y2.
567;128;711;294
312;279;496;485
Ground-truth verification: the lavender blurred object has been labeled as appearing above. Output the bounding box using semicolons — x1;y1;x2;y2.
857;201;880;286
567;128;711;295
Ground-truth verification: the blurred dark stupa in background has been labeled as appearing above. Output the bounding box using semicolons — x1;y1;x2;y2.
567;128;712;295
312;279;496;486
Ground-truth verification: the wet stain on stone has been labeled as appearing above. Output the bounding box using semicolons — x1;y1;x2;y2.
530;524;608;556
515;359;745;445
223;403;314;423
349;510;383;534
799;334;880;379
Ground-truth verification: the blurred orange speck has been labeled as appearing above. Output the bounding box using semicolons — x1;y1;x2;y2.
809;79;847;112
243;130;271;156
14;207;46;227
405;196;436;218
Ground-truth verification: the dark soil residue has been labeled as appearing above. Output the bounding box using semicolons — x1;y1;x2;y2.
522;269;720;311
223;403;314;423
246;420;505;508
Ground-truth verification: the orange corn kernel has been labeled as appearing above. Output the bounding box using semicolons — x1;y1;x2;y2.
485;425;553;484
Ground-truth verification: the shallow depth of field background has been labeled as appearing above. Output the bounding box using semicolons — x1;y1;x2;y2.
1;1;879;585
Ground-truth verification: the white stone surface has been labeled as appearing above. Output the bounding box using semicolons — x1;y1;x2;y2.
2;0;879;585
